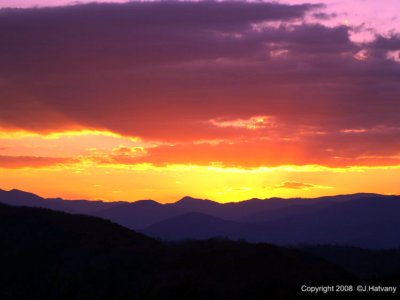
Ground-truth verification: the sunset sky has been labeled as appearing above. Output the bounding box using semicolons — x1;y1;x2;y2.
1;0;399;202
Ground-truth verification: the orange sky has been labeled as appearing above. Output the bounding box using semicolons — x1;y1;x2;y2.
0;1;399;202
0;129;399;203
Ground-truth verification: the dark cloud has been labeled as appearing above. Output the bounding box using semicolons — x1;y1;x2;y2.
0;1;317;71
0;1;399;166
370;34;400;50
312;12;337;20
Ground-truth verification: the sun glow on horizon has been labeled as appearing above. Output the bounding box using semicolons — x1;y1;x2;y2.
1;126;400;203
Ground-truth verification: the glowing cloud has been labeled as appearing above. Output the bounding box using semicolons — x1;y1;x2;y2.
387;50;400;63
209;116;274;130
354;49;369;61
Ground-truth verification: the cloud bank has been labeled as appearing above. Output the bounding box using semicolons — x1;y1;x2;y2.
1;1;400;168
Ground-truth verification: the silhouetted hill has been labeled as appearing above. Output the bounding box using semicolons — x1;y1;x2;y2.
240;203;326;223
0;203;160;300
94;200;181;228
0;188;45;206
254;196;400;248
1;188;399;248
145;196;400;248
1;189;378;226
0;188;120;214
144;212;257;240
166;194;379;222
0;203;358;300
171;196;289;220
0;188;382;226
240;193;382;223
299;245;400;278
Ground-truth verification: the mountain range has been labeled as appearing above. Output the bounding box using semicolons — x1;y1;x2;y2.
0;202;358;299
1;200;400;299
1;188;399;249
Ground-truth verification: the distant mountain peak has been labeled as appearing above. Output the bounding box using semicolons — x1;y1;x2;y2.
9;188;29;193
132;199;161;206
177;196;200;202
6;188;42;199
175;196;215;205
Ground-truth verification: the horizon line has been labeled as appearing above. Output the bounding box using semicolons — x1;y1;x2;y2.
1;187;397;205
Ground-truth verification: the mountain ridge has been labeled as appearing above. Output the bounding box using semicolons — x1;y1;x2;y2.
1;188;399;248
0;202;363;299
0;187;386;206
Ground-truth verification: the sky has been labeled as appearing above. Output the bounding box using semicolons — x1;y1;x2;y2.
0;0;399;202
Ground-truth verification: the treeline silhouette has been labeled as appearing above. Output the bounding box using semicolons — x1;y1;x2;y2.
0;203;356;299
1;203;400;299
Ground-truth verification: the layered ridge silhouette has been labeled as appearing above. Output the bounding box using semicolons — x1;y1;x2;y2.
1;189;400;248
0;202;356;299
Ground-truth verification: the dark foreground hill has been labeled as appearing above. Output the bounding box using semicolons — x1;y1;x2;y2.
300;245;400;279
0;203;360;300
